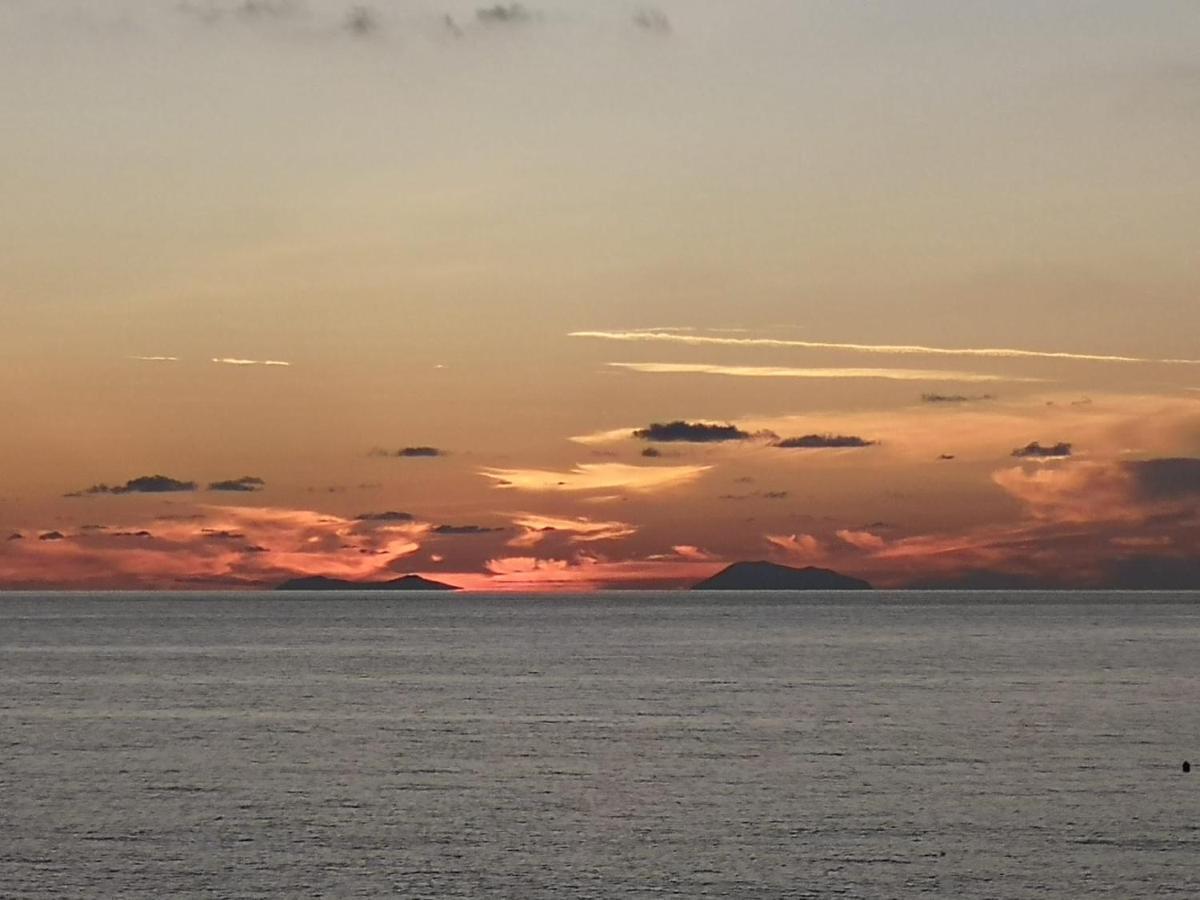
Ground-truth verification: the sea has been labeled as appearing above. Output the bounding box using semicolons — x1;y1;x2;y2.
1;591;1197;899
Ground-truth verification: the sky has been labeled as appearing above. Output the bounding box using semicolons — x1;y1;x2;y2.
3;0;1200;590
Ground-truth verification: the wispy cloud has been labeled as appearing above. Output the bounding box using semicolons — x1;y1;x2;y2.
212;358;292;367
130;355;179;362
765;533;825;561
480;462;711;493
508;513;635;546
575;331;1200;366
608;362;1038;384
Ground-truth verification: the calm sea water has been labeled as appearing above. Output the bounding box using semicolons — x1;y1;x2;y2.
1;591;1198;898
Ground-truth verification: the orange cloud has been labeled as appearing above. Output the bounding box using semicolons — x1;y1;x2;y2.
836;529;887;551
608;361;1036;384
508;513;636;548
0;506;430;589
672;544;718;561
480;462;711;493
765;533;825;561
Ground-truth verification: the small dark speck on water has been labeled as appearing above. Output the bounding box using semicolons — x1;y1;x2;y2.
1184;761;1191;773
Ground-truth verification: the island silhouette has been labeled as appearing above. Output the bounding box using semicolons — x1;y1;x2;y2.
691;561;872;591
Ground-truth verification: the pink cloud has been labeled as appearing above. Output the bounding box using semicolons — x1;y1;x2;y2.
835;529;887;551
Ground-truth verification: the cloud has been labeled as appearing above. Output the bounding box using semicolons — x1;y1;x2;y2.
476;4;534;26
509;514;635;546
38;531;65;542
178;1;301;26
469;554;720;590
212;358;291;367
992;463;1134;524
633;421;751;443
719;489;789;501
573;331;1200;366
130;355;179;362
202;529;246;541
672;545;717;561
480;462;711;493
610;362;1034;384
208;476;266;493
0;505;441;589
921;393;995;403
433;524;504;535
992;457;1200;526
355;511;415;522
774;434;877;449
343;5;379;37
67;475;198;497
6;533;23;541
765;533;824;561
369;446;445;458
1012;441;1072;459
836;529;887;551
632;9;671;34
1124;458;1200;499
641;447;662;458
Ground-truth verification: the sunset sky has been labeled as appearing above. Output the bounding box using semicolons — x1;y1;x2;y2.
3;0;1200;590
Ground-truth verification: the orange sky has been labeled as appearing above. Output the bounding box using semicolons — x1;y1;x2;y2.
3;1;1199;590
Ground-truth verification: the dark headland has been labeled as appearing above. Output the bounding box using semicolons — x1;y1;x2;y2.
692;561;872;591
276;574;461;591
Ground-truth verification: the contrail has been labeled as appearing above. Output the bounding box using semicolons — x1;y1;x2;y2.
608;362;1041;383
212;358;292;367
571;330;1200;365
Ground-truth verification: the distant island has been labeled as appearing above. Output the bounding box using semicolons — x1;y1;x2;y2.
276;574;461;592
692;561;872;591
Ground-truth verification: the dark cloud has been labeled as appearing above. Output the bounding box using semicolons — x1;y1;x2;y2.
38;531;66;542
907;569;1058;590
1107;554;1200;590
67;475;198;497
369;446;446;458
476;4;534;26
632;9;671;34
433;524;505;535
939;454;956;460
355;511;415;522
202;529;246;541
208;476;266;493
720;490;790;501
634;421;751;443
641;447;662;458
112;530;153;539
774;435;877;449
1123;458;1200;500
921;393;995;404
344;5;379;37
244;545;270;553
1012;441;1072;459
179;0;301;26
7;532;23;541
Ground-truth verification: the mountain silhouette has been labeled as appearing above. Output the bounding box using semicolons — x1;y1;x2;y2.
692;561;871;591
276;574;461;592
